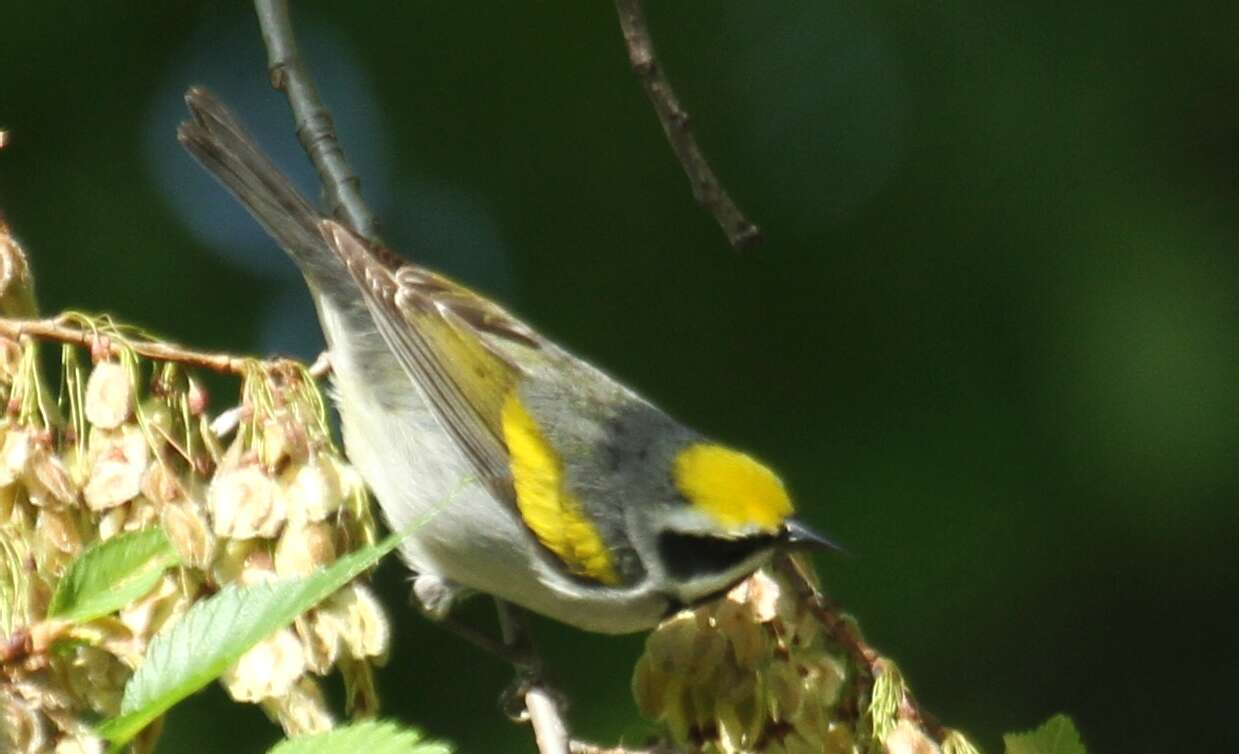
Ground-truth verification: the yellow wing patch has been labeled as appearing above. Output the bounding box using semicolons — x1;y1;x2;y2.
501;392;620;585
673;443;792;532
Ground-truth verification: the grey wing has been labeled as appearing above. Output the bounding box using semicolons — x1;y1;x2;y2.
318;220;523;489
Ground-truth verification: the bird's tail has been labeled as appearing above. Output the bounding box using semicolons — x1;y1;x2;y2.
177;87;357;300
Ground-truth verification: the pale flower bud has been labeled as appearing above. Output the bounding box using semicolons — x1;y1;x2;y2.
207;464;286;540
83;429;148;511
0;426;32;487
97;505;127;540
295;610;341;676
221;627;306;703
281;460;342;524
119;573;195;650
274;520;336;577
261;676;334;737
84;361;132;430
333;583;389;661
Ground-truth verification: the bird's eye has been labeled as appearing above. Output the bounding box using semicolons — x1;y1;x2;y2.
657;530;775;582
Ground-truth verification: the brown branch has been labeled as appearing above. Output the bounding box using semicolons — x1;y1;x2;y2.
569;743;682;754
774;555;948;743
253;0;381;242
613;0;760;251
0;316;253;376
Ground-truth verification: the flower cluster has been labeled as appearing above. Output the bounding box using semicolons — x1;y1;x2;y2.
0;332;385;754
633;561;981;754
633;563;854;754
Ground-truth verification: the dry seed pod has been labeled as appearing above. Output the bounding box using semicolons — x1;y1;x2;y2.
36;509;82;555
295;610;341;675
54;735;105;754
274;520;336;577
26;448;78;508
140;462;183;505
237;550;278;587
0;481;18;520
885;719;942;754
0;426;32;487
84;361;132;430
1;686;49;754
97;506;128;540
207;464;286;540
122;498;160;533
210;538;258;585
83;429;148;511
63;646;130;717
118;573;196;652
259;417;291;471
332;583;389;661
262;676;334;737
160;499;216;570
221;627;307;703
281;460;343;524
763;661;805;723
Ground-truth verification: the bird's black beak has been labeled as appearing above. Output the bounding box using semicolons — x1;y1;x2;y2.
780;519;845;554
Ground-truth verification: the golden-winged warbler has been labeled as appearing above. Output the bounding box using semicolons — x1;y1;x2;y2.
179;88;834;634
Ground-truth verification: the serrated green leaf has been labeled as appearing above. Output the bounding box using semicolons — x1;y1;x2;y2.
47;528;179;623
266;720;452;754
1004;714;1087;754
96;530;403;748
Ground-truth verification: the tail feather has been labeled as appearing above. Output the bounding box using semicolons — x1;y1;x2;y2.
178;87;354;297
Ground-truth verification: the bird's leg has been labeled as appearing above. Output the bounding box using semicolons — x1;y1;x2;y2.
494;599;572;754
412;573;536;666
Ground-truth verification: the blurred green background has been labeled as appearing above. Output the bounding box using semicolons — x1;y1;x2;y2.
3;2;1238;752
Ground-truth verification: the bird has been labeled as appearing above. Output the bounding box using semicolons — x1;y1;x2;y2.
178;87;834;634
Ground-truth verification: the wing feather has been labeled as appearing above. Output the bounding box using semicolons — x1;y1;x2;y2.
319;220;519;487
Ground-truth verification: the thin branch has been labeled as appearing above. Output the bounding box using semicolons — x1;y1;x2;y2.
612;0;760;251
252;0;381;242
526;686;570;754
569;742;682;754
0;316;252;376
774;555;948;742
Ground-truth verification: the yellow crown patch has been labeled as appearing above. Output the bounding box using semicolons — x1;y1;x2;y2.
673;443;792;532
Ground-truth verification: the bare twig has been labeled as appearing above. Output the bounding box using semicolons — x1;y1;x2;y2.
252;0;381;242
0;316;251;376
612;0;760;250
774;554;948;742
569;742;682;754
526;686;570;754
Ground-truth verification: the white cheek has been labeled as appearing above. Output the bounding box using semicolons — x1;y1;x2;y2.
661;505;724;535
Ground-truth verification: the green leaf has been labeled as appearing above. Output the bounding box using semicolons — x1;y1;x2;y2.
96;531;403;748
47;528;179;623
1004;714;1087;754
266;720;452;754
